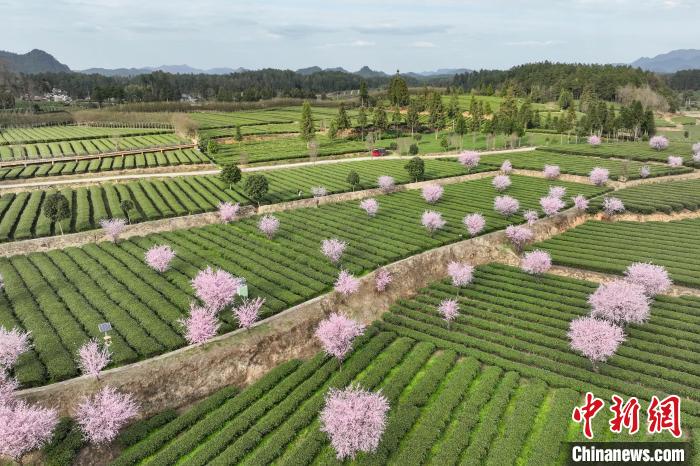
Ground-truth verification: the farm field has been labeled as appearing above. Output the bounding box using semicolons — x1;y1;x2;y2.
213;131;550;165
0;125;171;146
0;148;209;182
479;149;692;179
199;122;302;139
0;158;482;241
0;133;185;162
109;264;697;465
533;218;700;288
589;178;700;214
542;141;698;165
191;107;346;129
0;175;607;386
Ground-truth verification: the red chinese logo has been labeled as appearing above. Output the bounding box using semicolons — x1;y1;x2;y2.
573;393;682;439
572;392;605;439
648;395;682;438
609;395;640;434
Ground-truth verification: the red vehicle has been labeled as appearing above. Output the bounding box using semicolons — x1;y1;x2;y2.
371;148;387;157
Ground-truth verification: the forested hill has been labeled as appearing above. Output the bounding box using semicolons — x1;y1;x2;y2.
452;62;672;101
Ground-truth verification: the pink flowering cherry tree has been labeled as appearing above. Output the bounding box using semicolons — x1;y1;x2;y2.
491;175;511;192
144;244;176;273
520;250;552;275
99;218;127;243
548;186;566;198
588;135;602;146
75;386;138;444
667;156;683;168
335;270;360;297
523;209;538;225
463;213;486;236
421;184;444;204
694;152;700;164
421;210;446;236
0;399;58;461
375;269;392;292
505;225;534;252
360;198;379;217
320;385;389;460
234;297;265;330
568;316;624;371
218;202;240;223
321;238;348;264
258;214;280;239
179;304;220;345
438;298;459;328
315;313;366;365
640;165;651;178
0;326;31;370
377;175;395;193
543;165;560;180
589;167;609;186
494;195;520;217
191;266;242;312
649;135;669;151
77;339;111;380
588;280;650;325
458;150;480;171
539;195;565;216
500;160;513;174
602;197;625;217
572;195;589;211
0;371;19;406
447;261;474;287
623;262;672;296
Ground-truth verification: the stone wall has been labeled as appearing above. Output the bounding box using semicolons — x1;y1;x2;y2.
17;205;588;418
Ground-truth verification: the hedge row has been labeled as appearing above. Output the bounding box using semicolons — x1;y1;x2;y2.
480;149;692;180
534;218;700;288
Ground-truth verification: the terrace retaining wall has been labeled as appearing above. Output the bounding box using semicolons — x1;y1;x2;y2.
17;205;588;418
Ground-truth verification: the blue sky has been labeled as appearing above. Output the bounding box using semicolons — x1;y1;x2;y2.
1;0;696;71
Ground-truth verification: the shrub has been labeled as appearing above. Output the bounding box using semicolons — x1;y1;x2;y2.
520;250;552;275
421;211;446;235
404;157;425;182
492;175;511;192
408;143;419;155
421;184;444;204
589;167;609;186
588;280;650;325
568;316;624;369
463;213;486;236
649;135;669;151
494;195;519;217
623;262;672;296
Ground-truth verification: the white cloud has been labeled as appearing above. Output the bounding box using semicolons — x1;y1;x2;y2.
411;41;436;48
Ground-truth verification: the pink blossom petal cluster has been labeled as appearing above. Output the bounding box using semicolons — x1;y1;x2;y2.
589;167;609;186
179;303;220;345
191;266;242;312
320;385;389;460
377;175;395;192
458;151;480;169
493;195;520;217
491;175;511;192
447;261;474;287
315;313;366;361
375;269;392;292
421;184;444;204
667;156;683;168
572;195;589;211
234;297;265;329
144;244;176;273
520;250;552;275
421;210;446;235
75;386;138;445
335;270;360;296
548;186;566;198
438;298;460;322
640;166;651;178
360;198;379;217
505;225;534;250
649;135;669;151
539;195;565;216
258;214;280;239
0;326;31;369
77;339;111;378
588;280;651;325
218;202;240;222
587;135;601;146
568;316;624;364
99;218;127;243
602;197;625;217
543;165;560;180
321;238;348;264
623;262;672;296
523;209;539;225
500;160;513;174
463;213;486;236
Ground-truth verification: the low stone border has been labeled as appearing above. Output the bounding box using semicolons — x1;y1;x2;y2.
16;205;587;417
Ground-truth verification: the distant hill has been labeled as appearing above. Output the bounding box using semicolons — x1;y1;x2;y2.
0;49;70;74
631;49;700;73
354;66;389;78
411;68;471;77
79;65;248;76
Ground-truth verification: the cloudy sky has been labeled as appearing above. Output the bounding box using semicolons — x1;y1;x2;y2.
1;0;696;72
